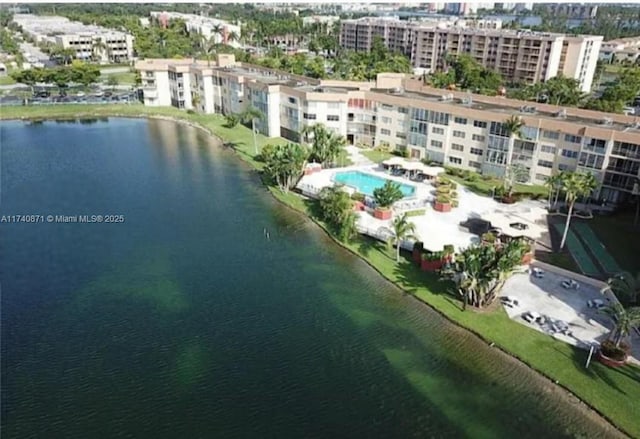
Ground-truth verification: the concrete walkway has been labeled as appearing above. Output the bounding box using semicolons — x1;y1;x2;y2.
345;145;374;167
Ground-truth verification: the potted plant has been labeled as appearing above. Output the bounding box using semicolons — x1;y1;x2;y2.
421;251;445;271
597;304;640;367
373;181;404;220
434;195;452;212
350;192;366;211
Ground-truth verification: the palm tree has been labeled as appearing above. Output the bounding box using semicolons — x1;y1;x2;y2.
503;115;524;168
608;272;640;305
198;34;216;67
92;37;108;63
503;164;529;197
391;213;417;262
227;31;239;46
239;107;264;155
301;124;346;168
559;172;598;250
211;24;224;44
600;303;640;348
544;173;564;210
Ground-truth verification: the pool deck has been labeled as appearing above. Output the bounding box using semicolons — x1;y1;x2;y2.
297;164;549;253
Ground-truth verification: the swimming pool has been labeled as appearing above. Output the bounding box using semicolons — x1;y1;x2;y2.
333;171;415;198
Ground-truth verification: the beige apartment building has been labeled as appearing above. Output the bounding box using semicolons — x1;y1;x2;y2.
13;14;134;63
340;18;602;92
135;56;640;204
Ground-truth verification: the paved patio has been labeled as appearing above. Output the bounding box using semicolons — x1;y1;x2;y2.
500;262;640;365
297;163;549;252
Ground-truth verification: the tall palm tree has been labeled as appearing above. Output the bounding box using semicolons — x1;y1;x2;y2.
559;172;598;250
240;107;264;155
503;164;529;197
198;34;216;67
211;24;224;44
503;114;524;166
391;213;417;262
608;272;640;305
544;173;564;210
600;303;640;348
227;31;239;46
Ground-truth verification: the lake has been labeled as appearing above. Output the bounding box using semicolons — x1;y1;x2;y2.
0;118;622;438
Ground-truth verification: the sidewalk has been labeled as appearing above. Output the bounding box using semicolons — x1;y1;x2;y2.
345;145;374;167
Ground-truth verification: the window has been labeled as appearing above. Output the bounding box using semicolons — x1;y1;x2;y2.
564;134;581;144
288;97;297;104
327;115;339;121
396;132;406;139
381;104;393;110
430;140;443;149
428;111;449;125
541;145;556;154
542;130;560;140
472;134;485;142
558;164;570;171
561;149;579;159
432;127;445;135
454;117;467;124
470;147;483;155
453;130;465;138
473;120;487;128
449;156;462;165
489;121;510;137
398;106;408;114
538;160;553;168
381;116;392;124
303;113;316;120
535;173;548;181
451;143;464;152
380;128;391;136
469;160;482;168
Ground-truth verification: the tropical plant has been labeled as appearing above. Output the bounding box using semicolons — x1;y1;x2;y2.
191;93;201;110
91;37;108;62
441;238;528;310
318;186;357;241
239;107;264;154
301;123;346;167
391;213;417;262
373;181;404;209
558;171;598;250
261;142;309;192
224;113;240;128
503;164;529;197
600;303;640;348
504;115;524;139
544;173;565;210
608;272;640;305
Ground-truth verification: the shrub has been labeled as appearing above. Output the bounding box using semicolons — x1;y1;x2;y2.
423;251;445;261
373;181;404;208
449;181;458;190
350;192;366;202
443;244;454;255
224;113;240;128
450;190;459;198
482;232;497;243
186;109;195;114
436;195;450;204
465;172;479;182
436;186;450;194
481;174;494;181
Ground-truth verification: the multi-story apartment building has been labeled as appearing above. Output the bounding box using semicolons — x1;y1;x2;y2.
149;11;241;47
12;14;134;63
135;56;640;204
599;36;640;65
340;18;603;92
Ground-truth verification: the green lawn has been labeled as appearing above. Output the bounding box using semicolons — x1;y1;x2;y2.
448;174;547;197
591;213;640;275
100;71;137;85
361;149;395;163
3;104;639;437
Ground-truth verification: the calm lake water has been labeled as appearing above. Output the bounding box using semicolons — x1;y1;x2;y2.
0;119;622;438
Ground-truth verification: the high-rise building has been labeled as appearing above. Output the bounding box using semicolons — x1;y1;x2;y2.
340;18;603;92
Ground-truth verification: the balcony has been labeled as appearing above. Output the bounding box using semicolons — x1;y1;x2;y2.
143;89;158;98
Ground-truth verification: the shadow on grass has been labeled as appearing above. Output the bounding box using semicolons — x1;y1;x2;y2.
356;235;386;258
567;344;637;395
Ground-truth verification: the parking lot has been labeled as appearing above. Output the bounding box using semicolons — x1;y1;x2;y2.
500;262;640;364
0;90;140;106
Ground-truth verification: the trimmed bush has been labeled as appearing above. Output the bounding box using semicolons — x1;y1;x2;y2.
405;209;426;217
436;195;450;204
436;186;450;195
350;192;366;202
451;199;459;208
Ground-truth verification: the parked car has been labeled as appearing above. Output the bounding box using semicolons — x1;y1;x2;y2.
561;279;579;290
531;267;545;278
587;299;605;309
500;296;520;308
522;311;540;323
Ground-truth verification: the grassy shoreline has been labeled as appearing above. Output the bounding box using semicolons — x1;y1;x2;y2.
2;104;638;438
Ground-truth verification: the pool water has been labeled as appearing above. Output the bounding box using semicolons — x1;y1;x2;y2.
334;171;415;198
